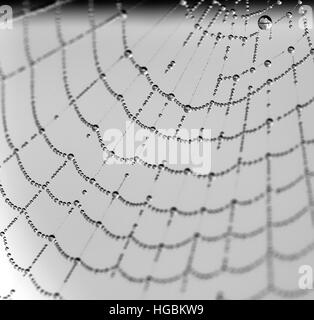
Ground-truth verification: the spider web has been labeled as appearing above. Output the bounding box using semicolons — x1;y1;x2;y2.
0;0;314;299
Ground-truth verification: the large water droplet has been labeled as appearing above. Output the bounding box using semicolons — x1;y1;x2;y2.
258;15;272;30
264;60;272;68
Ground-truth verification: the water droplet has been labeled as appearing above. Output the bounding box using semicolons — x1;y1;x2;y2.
258;15;272;30
184;105;191;113
233;74;240;82
170;207;177;214
250;67;256;73
52;292;60;300
310;48;314;55
112;191;119;199
264;60;272;68
124;49;132;58
96;221;102;227
158;163;165;170
167;93;175;101
67;153;74;161
48;234;55;242
288;46;295;54
139;66;148;75
266;118;274;125
286;12;293;19
120;9;127;19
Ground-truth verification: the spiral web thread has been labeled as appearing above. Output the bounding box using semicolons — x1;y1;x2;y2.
0;0;314;299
